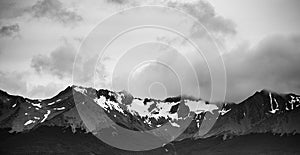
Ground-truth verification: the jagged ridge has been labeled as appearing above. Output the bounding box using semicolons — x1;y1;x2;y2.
0;86;300;141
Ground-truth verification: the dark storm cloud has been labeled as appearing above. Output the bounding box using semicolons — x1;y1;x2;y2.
30;0;82;25
106;0;236;37
127;34;300;102
0;71;27;95
167;0;236;37
90;0;298;102
31;43;76;79
106;0;128;4
0;0;27;19
224;34;300;102
0;24;20;38
0;0;15;18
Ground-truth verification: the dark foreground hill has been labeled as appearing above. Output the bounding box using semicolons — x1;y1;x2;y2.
1;126;300;155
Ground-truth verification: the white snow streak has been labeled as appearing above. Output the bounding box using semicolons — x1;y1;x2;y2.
41;110;51;123
24;120;35;126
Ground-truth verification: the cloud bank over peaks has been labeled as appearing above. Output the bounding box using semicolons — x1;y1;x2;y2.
31;42;76;79
224;34;300;102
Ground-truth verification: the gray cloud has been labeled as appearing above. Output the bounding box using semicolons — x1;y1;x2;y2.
28;83;63;99
0;71;65;98
0;0;16;18
89;0;299;103
109;45;211;100
106;0;236;37
110;34;300;102
0;0;27;19
0;71;27;95
106;0;128;4
100;0;236;100
0;24;20;38
74;55;111;87
224;34;300;102
74;56;97;85
167;0;236;37
30;0;82;25
31;43;76;79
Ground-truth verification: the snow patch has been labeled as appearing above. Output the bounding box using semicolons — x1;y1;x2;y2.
94;95;124;114
106;100;124;114
54;107;65;110
269;93;279;114
74;86;87;95
169;121;180;127
24;120;35;126
41;110;51;123
48;102;55;105
31;102;42;108
127;99;152;117
152;101;179;120
48;99;62;105
289;96;300;110
34;117;40;120
94;96;108;109
196;118;202;128
116;93;124;104
185;100;218;114
219;108;231;116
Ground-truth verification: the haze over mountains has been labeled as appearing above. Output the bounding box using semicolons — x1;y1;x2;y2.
0;86;300;154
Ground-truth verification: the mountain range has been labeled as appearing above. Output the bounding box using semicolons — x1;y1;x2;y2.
1;86;300;154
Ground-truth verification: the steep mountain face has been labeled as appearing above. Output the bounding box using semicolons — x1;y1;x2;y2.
204;90;300;139
0;86;216;136
0;86;81;133
0;86;300;153
1;86;300;136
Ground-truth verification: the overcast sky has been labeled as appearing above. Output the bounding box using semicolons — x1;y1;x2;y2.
0;0;299;102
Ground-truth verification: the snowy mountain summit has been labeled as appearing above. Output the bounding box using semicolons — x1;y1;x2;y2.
1;86;300;141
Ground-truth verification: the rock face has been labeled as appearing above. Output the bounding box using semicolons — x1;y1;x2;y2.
0;86;300;154
205;90;300;139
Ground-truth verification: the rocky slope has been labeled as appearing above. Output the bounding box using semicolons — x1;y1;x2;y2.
0;86;300;154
